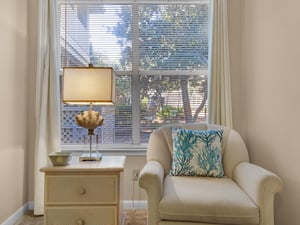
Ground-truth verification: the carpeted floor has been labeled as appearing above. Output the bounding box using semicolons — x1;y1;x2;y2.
14;209;147;225
14;211;43;225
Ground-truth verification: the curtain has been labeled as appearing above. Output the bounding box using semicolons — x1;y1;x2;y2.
33;0;60;215
208;0;233;127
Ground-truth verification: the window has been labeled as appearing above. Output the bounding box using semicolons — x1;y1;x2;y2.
57;0;210;150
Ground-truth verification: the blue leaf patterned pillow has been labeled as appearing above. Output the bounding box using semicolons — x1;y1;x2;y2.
170;128;224;177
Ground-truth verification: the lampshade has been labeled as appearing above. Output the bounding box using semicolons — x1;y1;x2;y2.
63;67;115;105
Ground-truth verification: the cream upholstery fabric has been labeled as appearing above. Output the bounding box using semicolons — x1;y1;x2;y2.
159;176;259;224
139;123;283;225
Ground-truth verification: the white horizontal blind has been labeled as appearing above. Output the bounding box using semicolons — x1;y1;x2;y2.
56;0;210;147
138;4;209;70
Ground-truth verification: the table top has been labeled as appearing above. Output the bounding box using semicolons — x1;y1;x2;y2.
40;155;126;173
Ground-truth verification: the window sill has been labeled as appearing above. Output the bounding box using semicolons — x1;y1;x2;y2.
61;144;147;156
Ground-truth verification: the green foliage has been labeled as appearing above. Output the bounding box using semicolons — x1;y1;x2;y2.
115;76;131;106
156;105;184;121
138;4;209;70
112;4;209;123
115;105;132;125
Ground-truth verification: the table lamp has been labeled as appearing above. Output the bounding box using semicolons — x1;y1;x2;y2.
63;65;115;161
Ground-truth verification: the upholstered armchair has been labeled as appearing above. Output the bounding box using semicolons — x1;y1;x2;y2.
139;123;282;225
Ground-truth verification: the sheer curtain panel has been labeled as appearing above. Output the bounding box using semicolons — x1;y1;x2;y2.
33;0;60;215
208;0;233;127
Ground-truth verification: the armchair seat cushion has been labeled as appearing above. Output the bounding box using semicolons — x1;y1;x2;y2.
159;176;259;225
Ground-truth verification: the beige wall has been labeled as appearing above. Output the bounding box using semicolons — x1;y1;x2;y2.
27;0;39;205
0;0;30;223
122;156;147;201
228;0;243;136
231;0;300;224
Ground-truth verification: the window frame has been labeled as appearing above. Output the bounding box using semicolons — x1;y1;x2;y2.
58;0;210;154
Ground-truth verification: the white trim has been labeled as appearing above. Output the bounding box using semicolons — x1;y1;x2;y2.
61;143;147;151
61;144;147;156
131;3;141;145
61;149;147;157
122;200;147;210
1;202;31;225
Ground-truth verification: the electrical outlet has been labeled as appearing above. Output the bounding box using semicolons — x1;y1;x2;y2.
132;168;140;181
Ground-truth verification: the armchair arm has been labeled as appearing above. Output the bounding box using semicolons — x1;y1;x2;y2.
233;162;283;225
139;160;165;225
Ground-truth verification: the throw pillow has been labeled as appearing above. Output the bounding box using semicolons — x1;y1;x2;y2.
170;128;224;177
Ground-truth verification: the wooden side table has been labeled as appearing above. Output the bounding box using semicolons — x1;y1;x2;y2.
40;156;126;225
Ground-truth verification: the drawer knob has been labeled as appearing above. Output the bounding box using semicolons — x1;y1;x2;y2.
79;187;86;195
76;219;85;225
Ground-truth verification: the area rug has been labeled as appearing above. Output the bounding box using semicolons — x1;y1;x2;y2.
122;209;147;225
14;209;147;225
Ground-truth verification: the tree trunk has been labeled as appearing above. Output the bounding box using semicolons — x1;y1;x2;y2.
192;88;207;122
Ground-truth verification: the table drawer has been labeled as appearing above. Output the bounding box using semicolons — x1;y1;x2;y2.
45;206;117;225
45;175;118;204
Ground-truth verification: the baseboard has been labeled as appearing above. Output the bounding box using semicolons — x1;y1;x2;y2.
122;200;147;210
1;202;31;225
28;201;34;210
